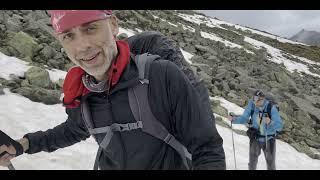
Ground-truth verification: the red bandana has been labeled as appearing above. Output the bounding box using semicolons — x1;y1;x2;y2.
62;40;130;108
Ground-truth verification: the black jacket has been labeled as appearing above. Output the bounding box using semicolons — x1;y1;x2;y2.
24;35;225;170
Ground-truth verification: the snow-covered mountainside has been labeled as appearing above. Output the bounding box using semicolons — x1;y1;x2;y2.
0;10;320;169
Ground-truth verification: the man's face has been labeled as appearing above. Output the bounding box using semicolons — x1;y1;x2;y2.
253;96;265;107
57;16;119;81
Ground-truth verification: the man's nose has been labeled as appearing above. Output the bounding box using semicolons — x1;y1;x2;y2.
75;35;92;52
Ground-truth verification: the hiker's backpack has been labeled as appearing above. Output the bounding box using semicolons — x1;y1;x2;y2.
127;31;215;130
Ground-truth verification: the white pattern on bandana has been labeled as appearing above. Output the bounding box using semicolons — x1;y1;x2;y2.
52;11;67;32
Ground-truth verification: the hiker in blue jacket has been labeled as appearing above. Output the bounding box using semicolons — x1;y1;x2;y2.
228;90;283;170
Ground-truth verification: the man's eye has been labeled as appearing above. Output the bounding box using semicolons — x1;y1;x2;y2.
63;33;73;41
87;26;97;32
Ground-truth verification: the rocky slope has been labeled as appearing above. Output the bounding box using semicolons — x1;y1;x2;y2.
0;10;319;159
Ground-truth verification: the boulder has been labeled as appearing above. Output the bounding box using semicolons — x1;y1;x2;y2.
0;87;4;95
6;14;23;32
25;66;52;89
7;31;39;58
40;45;57;59
12;86;61;105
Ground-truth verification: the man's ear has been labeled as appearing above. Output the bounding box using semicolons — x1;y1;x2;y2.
110;15;119;37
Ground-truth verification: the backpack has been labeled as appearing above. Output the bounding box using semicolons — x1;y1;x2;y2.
127;31;216;137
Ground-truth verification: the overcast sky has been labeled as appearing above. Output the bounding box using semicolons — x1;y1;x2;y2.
198;10;320;38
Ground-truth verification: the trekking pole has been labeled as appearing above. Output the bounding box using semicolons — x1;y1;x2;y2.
231;122;237;170
229;112;237;170
265;126;268;153
265;117;268;162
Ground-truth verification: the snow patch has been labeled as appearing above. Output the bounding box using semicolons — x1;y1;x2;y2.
118;27;136;37
244;36;320;78
201;31;254;54
0;52;67;83
180;48;193;64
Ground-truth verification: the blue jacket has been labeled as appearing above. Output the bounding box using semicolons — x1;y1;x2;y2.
233;99;283;142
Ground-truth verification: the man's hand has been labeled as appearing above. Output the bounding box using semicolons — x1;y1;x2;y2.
0;137;29;167
228;112;236;122
265;117;271;125
0;144;16;167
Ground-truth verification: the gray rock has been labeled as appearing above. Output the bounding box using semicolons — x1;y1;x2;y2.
56;79;64;89
215;116;223;122
21;56;33;63
12;10;20;14
31;10;49;21
8;74;21;81
288;85;300;95
6;15;23;32
311;88;320;95
40;45;57;59
6;10;13;17
210;85;221;96
20;10;32;15
274;71;297;88
184;45;196;54
195;44;211;53
0;11;9;23
0;24;6;31
5;80;20;89
287;93;320;126
228;80;238;90
207;55;218;61
212;101;229;117
7;31;39;58
305;139;320;149
23;15;54;38
197;70;212;85
12;86;61;105
312;102;320;109
222;81;230;91
0;87;4;95
47;59;63;69
25;66;52;89
291;142;311;155
21;79;31;87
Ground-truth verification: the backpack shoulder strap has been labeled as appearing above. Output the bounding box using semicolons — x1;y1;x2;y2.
128;53;192;169
133;53;160;83
81;98;94;130
248;100;255;125
266;101;273;119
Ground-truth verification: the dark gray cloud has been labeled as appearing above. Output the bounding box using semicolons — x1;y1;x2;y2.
198;10;320;38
